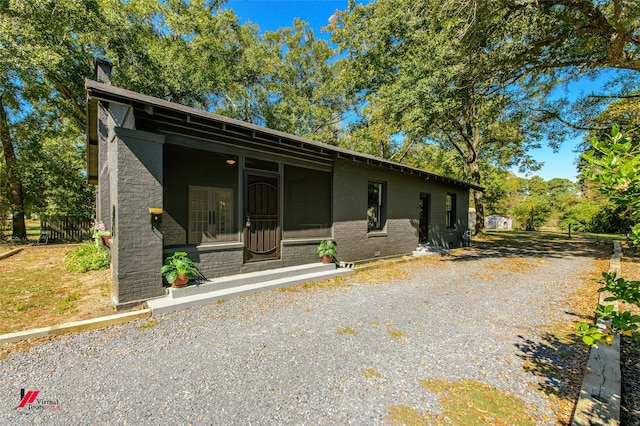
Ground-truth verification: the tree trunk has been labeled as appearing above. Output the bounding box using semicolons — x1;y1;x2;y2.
467;108;484;235
469;159;484;235
0;96;27;240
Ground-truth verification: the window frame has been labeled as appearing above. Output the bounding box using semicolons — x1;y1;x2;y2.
367;180;386;232
445;192;457;229
188;185;236;245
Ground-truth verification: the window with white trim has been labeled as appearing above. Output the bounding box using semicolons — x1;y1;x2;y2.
188;186;235;244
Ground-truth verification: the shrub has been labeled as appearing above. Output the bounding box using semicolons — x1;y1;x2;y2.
589;204;635;234
64;242;110;272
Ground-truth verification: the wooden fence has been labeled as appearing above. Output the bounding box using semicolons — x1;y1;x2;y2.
40;216;92;242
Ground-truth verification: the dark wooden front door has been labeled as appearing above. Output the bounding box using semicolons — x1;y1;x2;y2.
419;194;430;243
244;172;280;262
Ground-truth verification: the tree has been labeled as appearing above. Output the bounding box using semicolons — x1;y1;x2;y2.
559;202;600;232
513;196;553;230
547;178;579;210
522;176;550;198
0;0;262;233
330;0;543;233
0;90;27;239
15;111;95;216
99;0;247;111
484;172;523;214
0;0;107;237
261;19;347;143
499;0;640;143
508;0;640;74
203;11;275;122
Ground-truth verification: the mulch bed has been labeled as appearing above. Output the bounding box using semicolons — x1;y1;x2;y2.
621;246;640;425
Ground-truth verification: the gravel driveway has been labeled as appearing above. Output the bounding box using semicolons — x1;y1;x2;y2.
0;241;602;425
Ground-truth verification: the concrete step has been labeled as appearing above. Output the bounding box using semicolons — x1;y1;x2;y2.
168;263;339;299
148;265;354;315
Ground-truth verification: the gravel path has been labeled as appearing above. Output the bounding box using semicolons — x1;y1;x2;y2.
1;243;598;425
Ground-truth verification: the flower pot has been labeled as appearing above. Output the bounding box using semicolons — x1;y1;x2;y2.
172;273;189;288
321;255;333;264
101;235;111;247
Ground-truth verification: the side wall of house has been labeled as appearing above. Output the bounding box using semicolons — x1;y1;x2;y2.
427;184;470;247
332;159;469;263
109;127;165;307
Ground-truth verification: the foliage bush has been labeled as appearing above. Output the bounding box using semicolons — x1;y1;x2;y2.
64;242;110;273
577;272;640;347
560;203;634;234
576;126;640;347
589;204;635;234
559;202;600;232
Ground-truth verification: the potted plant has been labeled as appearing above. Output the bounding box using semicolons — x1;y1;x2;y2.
91;219;111;248
316;240;337;264
161;252;197;288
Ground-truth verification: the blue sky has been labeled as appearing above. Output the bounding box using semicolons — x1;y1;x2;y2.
227;0;345;33
224;0;610;182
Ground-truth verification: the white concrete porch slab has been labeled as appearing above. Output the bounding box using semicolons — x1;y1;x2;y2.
148;263;354;315
167;263;340;299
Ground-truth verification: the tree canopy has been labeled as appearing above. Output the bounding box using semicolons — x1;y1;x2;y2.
327;0;640;232
0;0;345;238
330;0;549;232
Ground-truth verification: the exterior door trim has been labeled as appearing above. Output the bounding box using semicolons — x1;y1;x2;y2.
243;171;281;263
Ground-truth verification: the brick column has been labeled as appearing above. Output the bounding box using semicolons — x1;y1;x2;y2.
109;127;164;308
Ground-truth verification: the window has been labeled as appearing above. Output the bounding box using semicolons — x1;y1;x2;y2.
445;193;456;228
188;186;236;244
367;181;385;231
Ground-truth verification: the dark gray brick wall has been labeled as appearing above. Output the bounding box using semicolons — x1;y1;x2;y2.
333;159;470;261
161;214;184;247
110;128;165;306
172;245;245;280
281;241;320;266
101;127;470;306
426;184;470;248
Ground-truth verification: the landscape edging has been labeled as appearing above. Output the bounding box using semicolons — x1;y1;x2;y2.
0;247;23;260
571;241;622;426
0;309;151;345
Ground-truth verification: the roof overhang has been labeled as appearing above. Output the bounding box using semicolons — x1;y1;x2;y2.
85;79;483;191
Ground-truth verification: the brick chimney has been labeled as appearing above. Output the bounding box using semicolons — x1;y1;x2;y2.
95;58;112;84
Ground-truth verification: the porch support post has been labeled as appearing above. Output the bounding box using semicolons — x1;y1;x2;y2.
96;102;111;228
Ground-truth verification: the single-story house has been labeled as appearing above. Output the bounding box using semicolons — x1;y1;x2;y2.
86;62;480;308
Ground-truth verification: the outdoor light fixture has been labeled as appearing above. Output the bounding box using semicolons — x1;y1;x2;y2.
149;207;163;230
226;159;237;165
